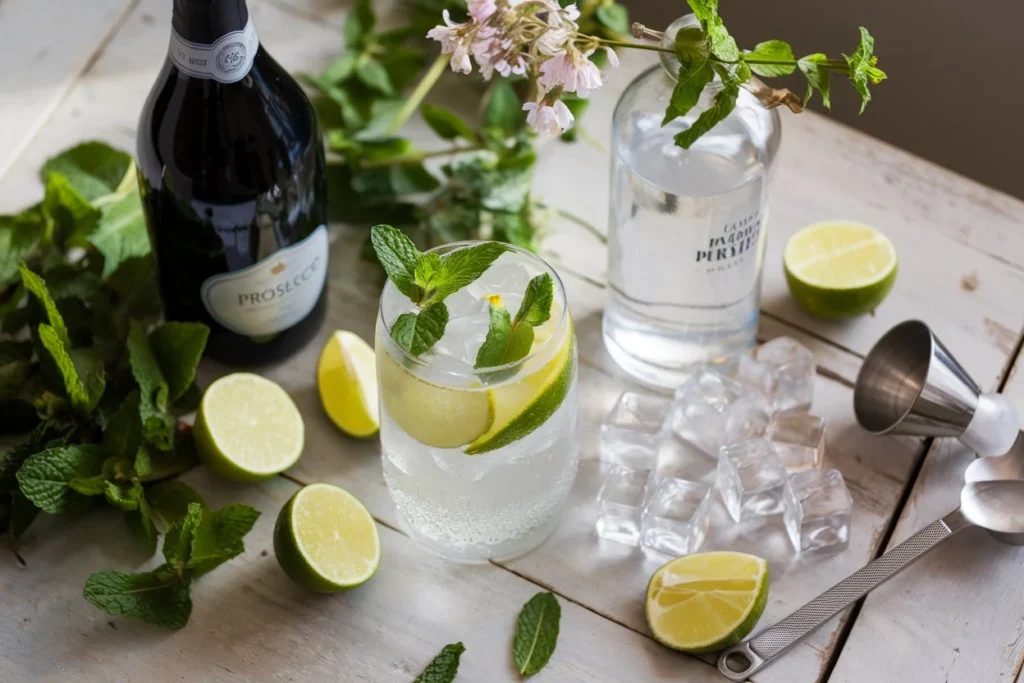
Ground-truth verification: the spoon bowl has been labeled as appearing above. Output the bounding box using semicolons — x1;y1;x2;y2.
961;480;1024;541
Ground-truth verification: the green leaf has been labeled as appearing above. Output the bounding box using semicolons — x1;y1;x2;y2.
147;479;205;529
126;320;174;451
743;40;796;77
663;59;714;125
474;297;534;369
102;390;143;464
431;241;507;301
41;141;133;201
513;592;561;676
515;273;554;327
140;430;201;482
20;263;70;347
391;303;449;356
674;81;739;149
483;80;525;135
68;475;108;496
42;173;101;248
17;445;104;514
187;503;260;576
706;21;739;62
125;490;158;554
595;4;630;34
163;502;203;567
421;104;479;143
686;0;719;24
674;26;710;64
148;322;209;404
134;444;153;478
88;184;151;277
0;212;45;285
356;57;394;95
344;0;375;48
844;27;885;114
37;324;105;413
83;566;192;629
0;421;67;490
104;480;140;511
370;224;424;302
413;642;466;683
321;51;358;83
353;98;406;141
798;53;831;109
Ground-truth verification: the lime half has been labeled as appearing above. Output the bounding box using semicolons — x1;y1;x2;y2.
784;220;898;319
274;483;380;593
194;373;304;482
318;331;379;438
646;551;769;653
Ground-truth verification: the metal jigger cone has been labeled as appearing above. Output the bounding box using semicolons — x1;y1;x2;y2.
854;320;1020;456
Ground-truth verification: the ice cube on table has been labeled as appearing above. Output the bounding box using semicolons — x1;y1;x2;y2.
652;435;717;484
784;469;853;554
641;477;713;556
755;337;815;413
717;438;790;522
735;354;776;416
767;413;826;472
670;368;767;455
596;465;649;546
600;392;672;469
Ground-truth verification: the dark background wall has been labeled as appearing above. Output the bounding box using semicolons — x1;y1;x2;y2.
625;1;1024;199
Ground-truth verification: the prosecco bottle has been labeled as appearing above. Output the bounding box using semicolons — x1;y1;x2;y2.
137;0;328;365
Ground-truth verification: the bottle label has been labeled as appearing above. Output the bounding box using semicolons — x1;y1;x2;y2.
168;18;259;83
201;225;328;336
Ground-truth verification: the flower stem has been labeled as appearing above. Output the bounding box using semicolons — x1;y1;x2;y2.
387;52;449;135
596;38;674;54
360;144;483;169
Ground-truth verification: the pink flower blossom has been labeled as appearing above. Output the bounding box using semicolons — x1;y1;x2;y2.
536;27;569;55
468;0;497;23
425;10;460;52
538;49;603;97
523;100;575;135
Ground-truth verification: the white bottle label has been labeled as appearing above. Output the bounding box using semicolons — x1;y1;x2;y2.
201;225;328;336
168;18;259;84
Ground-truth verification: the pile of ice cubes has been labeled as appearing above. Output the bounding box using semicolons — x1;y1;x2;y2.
596;337;853;558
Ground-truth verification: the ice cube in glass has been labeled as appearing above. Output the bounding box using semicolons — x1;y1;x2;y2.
767;413;826;472
641;478;712;556
717;439;789;522
735;353;775;416
784;469;853;554
670;368;767;455
755;337;815;413
596;465;649;545
600;391;671;468
652;435;717;484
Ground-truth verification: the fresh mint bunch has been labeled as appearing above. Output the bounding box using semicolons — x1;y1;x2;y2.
474;273;554;369
370;224;506;355
83;496;260;629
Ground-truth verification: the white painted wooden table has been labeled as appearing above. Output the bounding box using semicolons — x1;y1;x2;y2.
2;1;1024;681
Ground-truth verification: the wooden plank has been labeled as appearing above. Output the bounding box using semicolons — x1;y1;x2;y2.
0;469;711;682
0;0;135;187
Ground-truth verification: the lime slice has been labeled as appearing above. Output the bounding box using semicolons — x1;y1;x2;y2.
464;318;575;455
273;483;380;593
784;220;898;320
646;551;769;653
194;373;304;482
318;331;379;438
377;333;493;449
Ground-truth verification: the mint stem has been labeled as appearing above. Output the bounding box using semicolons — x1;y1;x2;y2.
596;38;673;54
387;53;449;135
359;144;484;169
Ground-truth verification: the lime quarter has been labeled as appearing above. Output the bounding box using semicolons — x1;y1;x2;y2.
194;373;304;482
274;483;380;593
784;220;897;320
318;331;379;438
646;551;769;653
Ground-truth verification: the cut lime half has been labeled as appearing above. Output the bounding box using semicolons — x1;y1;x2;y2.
274;483;380;593
318;331;379;438
194;373;304;482
646;551;769;653
784;220;898;319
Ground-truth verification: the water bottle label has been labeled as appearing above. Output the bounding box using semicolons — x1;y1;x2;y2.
168;18;259;83
691;202;764;304
201;225;328;336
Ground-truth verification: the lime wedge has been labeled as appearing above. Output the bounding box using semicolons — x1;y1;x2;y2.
318;331;379;438
784;220;898;319
464;318;575;455
646;551;769;653
274;483;380;593
377;329;493;449
194;373;304;482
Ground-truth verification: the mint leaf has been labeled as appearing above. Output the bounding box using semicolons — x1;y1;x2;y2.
483;79;525;135
42;173;101;248
103;391;143;463
127;320;174;451
68;475;108;496
187;503;260;576
413;642;466;683
37;324;105;413
321;51;358;83
356;57;394;95
20;263;70;347
163;502;203;567
17;445;104;514
798;53;831;109
370;224;423;302
148;322;209;404
743;40;796;77
41;141;133;201
88;184;151;277
140;430;201;482
391;303;449;356
83;566;192;629
474;274;553;369
0;213;45;285
104;480;140;511
344;0;375;47
147;479;204;529
664;59;714;125
422;104;479;143
0;421;67;490
706;21;739;62
475;297;519;368
595;4;629;34
686;0;718;25
125;489;158;554
513;592;561;676
432;242;507;301
134;445;153;478
515;274;554;327
844;27;885;114
674;81;739;149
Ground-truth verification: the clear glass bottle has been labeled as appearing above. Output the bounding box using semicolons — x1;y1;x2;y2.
603;15;781;390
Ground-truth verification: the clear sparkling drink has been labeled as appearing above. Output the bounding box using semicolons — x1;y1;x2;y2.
376;245;578;563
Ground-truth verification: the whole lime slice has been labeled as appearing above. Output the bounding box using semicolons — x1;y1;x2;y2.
784;220;897;319
318;330;379;438
274;483;380;593
194;373;304;482
646;551;769;653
